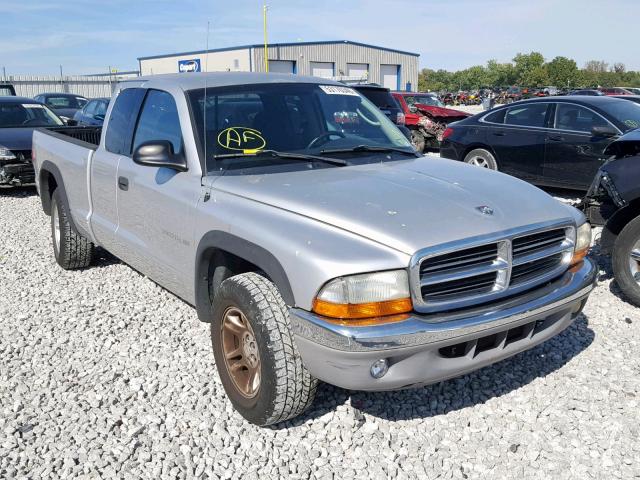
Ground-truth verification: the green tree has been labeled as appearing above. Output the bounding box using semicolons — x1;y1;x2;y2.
546;56;579;88
513;52;545;84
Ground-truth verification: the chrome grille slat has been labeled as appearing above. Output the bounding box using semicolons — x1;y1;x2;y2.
411;222;576;313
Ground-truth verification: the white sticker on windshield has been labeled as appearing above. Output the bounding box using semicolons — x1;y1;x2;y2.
23;104;44;109
319;85;359;96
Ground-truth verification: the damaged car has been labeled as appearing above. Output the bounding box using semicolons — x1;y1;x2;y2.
583;129;640;306
392;92;471;151
0;97;64;186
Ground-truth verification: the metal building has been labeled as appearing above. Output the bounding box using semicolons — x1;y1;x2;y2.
138;40;419;91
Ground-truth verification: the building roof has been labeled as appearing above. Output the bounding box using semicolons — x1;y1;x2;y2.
138;40;420;61
124;72;345;90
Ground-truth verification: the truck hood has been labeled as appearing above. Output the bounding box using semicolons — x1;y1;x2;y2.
0;128;35;151
414;103;471;119
211;157;579;255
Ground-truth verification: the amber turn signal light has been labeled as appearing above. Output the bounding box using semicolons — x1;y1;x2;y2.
312;297;413;321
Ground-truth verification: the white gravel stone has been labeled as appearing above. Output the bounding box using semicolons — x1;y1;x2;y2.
1;187;639;479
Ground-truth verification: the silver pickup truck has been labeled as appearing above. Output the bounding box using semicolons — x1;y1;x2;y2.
32;73;596;426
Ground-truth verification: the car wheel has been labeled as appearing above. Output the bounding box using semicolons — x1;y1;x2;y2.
211;272;318;426
463;148;498;170
411;130;426;152
51;189;94;269
612;215;640;306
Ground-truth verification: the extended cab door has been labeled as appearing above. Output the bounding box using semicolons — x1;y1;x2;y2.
543;102;619;189
114;89;202;301
90;88;145;248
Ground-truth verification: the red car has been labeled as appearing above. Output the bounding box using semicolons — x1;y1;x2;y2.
392;92;471;151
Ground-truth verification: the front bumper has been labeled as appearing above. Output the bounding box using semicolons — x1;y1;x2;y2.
290;260;596;391
0;161;35;186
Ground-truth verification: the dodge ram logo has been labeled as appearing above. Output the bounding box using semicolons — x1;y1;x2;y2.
476;205;494;216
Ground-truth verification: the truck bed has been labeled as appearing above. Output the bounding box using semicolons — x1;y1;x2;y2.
39;126;102;148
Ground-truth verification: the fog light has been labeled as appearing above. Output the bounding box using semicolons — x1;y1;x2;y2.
370;359;389;379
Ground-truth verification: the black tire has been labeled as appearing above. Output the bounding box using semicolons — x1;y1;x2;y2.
411;130;426;153
211;272;318;425
51;189;94;269
463;148;498;170
612;215;640;306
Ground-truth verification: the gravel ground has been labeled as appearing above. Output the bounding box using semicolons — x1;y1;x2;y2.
1;187;639;480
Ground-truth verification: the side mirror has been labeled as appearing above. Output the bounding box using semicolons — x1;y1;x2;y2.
409;105;418;113
133;140;188;172
592;125;618;138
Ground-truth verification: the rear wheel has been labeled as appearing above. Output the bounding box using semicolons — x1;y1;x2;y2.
211;272;318;425
612;216;640;306
463;148;498;171
51;189;94;269
410;130;426;153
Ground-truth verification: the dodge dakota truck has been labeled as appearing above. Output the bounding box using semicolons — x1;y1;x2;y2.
33;73;596;426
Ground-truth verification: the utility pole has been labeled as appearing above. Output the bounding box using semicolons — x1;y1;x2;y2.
2;66;6;83
59;65;64;92
263;4;269;73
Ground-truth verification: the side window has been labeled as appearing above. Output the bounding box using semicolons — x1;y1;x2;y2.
505;103;549;128
105;88;145;155
84;101;97;115
554;103;609;133
132;90;183;154
483;108;506;124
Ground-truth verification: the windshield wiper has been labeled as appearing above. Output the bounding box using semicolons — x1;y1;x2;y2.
320;145;421;157
212;149;348;166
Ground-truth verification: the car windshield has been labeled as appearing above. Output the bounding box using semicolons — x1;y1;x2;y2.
0;102;64;127
404;95;444;107
187;83;413;174
598;100;640;131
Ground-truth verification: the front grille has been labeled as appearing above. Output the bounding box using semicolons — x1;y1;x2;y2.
412;224;574;312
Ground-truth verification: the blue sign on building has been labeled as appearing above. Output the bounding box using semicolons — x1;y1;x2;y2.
178;59;201;73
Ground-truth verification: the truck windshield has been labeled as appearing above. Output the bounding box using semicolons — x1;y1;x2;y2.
187;83;413;174
0;102;64;128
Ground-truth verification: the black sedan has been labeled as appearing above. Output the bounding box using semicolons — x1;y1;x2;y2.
73;97;110;126
440;96;640;190
0;97;64;186
33;92;88;121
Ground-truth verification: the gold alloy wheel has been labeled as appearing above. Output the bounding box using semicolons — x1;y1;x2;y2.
221;307;261;398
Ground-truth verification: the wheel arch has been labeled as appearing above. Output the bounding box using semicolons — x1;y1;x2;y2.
601;199;640;255
194;231;295;323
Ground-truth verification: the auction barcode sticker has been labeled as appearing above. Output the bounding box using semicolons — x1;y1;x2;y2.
319;85;359;96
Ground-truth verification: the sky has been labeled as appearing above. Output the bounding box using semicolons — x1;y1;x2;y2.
0;0;637;76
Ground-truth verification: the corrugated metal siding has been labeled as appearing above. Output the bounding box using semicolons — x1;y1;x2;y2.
5;75;122;98
253;42;419;91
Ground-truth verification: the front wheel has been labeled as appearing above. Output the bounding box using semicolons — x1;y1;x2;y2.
463;148;498;170
211;272;318;425
612;216;640;306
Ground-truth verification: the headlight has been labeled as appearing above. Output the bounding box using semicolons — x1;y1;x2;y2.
0;145;16;162
312;270;413;321
571;222;592;265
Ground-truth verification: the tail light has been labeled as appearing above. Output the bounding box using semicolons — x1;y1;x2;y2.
442;127;454;140
396;112;405;125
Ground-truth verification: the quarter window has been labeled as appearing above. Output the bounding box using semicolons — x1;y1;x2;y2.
483;108;506;124
104;88;145;155
132;90;183;154
505;103;549;128
554;104;609;133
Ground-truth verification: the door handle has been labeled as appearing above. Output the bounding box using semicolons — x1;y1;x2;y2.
547;135;563;142
118;176;129;191
492;131;506;137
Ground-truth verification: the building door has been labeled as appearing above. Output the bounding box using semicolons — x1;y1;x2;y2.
310;62;334;78
347;63;368;80
380;64;400;90
269;60;295;73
